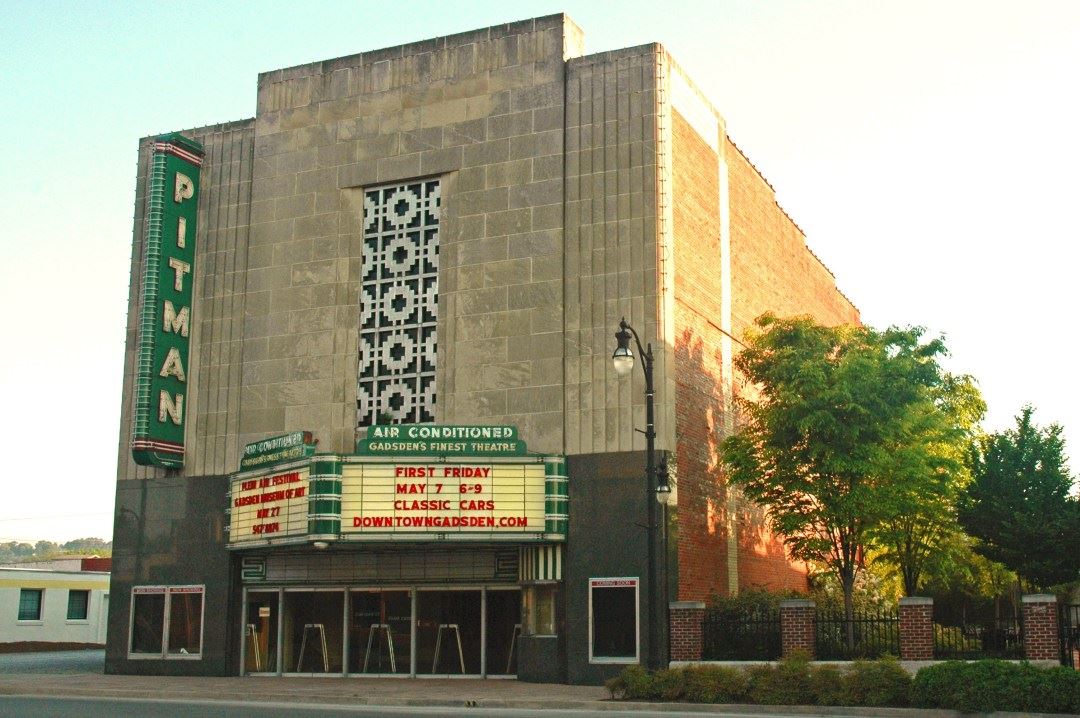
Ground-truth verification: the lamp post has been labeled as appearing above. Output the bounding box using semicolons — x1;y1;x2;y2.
612;317;672;670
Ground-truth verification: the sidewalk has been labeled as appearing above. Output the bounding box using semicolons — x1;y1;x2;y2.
0;665;1073;717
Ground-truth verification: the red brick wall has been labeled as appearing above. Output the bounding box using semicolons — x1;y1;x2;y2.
670;117;861;601
671;109;729;601
725;137;859;592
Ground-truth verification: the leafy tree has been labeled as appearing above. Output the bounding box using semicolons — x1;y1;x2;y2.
959;406;1080;589
870;373;986;595
722;314;952;638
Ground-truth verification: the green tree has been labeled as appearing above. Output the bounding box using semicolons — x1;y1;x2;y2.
870;373;986;595
722;314;952;636
959;406;1080;589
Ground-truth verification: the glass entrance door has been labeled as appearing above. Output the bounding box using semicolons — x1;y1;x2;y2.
349;590;411;674
282;590;344;674
244;591;279;673
486;588;521;676
416;590;481;675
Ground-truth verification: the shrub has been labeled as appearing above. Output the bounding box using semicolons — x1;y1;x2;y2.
1034;665;1080;715
808;663;844;705
605;665;651;700
912;659;1080;714
649;668;685;700
747;652;815;705
682;665;749;703
841;655;910;707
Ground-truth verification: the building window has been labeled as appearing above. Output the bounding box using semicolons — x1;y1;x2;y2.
357;180;440;427
129;585;204;659
588;578;639;663
17;589;42;621
67;590;90;620
522;585;557;636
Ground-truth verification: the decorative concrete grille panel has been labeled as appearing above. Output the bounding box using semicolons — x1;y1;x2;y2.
357;180;440;427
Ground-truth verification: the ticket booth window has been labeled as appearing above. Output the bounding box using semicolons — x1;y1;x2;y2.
522;585;557;636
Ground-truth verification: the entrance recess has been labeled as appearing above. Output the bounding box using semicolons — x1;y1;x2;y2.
242;586;520;677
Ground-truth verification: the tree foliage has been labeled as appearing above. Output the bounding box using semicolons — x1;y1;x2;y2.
869;373;986;595
959;406;1080;589
0;537;111;565
722;314;965;624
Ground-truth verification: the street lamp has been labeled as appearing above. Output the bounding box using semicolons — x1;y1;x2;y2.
612;317;670;670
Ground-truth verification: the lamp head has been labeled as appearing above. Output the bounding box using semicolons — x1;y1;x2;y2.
612;320;634;376
655;454;673;506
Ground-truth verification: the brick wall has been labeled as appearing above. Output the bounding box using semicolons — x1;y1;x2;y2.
670;108;729;601
669;601;705;661
725;137;859;592
898;597;934;661
780;599;815;657
1021;594;1061;661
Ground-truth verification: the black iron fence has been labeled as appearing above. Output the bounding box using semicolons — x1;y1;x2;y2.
814;609;899;660
702;607;781;661
931;599;1023;660
1062;603;1080;668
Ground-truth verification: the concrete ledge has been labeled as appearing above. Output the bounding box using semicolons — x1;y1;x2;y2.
669;601;705;610
899;596;933;605
1021;594;1057;603
779;599;815;608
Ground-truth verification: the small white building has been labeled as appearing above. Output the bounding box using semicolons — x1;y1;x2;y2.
0;567;110;646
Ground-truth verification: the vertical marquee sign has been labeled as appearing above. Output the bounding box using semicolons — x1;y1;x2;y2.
132;133;204;467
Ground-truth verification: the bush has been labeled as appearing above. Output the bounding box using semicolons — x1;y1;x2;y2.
605;664;650;700
841;655;910;707
912;659;1080;714
747;651;815;705
682;665;749;703
648;668;685;700
808;663;844;705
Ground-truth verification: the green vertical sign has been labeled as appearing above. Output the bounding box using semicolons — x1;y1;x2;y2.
132;133;203;467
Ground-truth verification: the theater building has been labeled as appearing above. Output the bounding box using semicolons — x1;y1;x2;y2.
108;14;858;683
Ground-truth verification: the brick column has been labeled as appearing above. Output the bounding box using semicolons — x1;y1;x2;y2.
780;599;815;658
669;601;705;661
898;597;934;660
1021;594;1060;661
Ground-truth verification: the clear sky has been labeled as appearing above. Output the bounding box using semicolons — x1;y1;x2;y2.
0;0;1076;543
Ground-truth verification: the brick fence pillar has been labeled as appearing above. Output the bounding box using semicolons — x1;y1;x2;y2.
669;601;705;661
898;596;934;660
1021;594;1060;661
780;599;815;658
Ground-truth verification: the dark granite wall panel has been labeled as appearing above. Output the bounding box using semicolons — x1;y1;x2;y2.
563;451;669;684
106;475;239;676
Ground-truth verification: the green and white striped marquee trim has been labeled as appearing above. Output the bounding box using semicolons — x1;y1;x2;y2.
307;455;342;540
519;545;562;582
543;456;568;537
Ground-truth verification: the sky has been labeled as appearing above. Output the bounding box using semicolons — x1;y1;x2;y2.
0;0;1077;543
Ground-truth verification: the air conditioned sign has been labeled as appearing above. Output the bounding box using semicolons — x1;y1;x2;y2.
131;133;203;467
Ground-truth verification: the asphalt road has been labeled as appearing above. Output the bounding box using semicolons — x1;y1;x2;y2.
0;697;852;718
0;649;104;675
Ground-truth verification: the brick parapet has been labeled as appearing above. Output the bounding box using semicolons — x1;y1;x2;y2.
779;599;815;657
898;597;934;661
669;601;705;661
1021;594;1060;661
